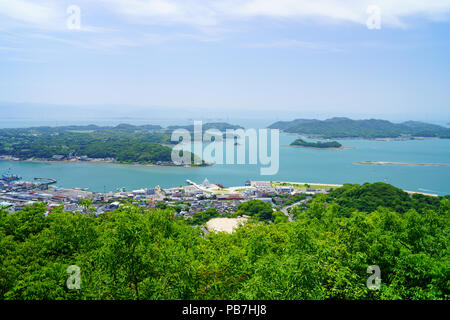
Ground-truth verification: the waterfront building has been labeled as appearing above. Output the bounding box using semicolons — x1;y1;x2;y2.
275;186;294;194
202;178;211;188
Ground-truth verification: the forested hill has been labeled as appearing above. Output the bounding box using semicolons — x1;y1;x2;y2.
0;182;448;300
290;138;342;149
0;123;237;164
0;127;173;164
269;117;450;139
0;122;242;134
322;182;449;215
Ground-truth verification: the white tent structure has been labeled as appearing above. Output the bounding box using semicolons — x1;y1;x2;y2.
202;178;211;188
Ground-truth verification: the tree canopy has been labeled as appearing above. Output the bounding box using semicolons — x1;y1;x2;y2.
270;117;450;139
0;183;447;300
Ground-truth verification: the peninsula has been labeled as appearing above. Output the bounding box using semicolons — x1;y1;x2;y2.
0;122;240;167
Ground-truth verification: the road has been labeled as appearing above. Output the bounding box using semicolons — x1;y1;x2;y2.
281;201;304;222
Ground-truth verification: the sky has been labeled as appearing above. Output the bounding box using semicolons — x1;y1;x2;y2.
0;0;450;122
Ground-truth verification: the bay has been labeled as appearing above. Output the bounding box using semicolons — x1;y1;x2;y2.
1;133;449;195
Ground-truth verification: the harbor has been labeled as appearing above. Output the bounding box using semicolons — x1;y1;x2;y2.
1;165;441;217
2;133;449;196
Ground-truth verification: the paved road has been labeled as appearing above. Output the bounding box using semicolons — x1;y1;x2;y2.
281;201;304;222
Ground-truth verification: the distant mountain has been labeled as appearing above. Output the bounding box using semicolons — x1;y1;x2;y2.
167;122;243;132
0;122;244;136
269;117;450;139
7;123;164;133
114;123;163;131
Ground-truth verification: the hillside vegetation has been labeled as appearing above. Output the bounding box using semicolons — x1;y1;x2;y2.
0;183;448;300
270;117;450;139
0;122;239;164
290;138;342;149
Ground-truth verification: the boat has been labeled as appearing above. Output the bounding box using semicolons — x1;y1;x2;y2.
1;169;21;182
1;174;21;182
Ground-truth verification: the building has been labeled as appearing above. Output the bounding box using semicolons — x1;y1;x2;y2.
184;185;203;197
275;185;294;194
52;155;65;161
251;181;271;188
202;178;211;188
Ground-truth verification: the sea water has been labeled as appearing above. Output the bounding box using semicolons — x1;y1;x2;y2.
1;132;449;195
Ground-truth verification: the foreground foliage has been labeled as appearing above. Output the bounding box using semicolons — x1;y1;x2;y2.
0;184;448;300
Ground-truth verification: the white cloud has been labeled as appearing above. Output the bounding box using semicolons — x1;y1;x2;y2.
1;0;450;30
103;0;219;26
1;0;450;51
0;0;106;32
104;0;450;28
0;0;62;27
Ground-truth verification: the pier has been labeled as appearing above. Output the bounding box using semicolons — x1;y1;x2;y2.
34;178;57;189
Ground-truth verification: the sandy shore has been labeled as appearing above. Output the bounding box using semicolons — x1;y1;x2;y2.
356;161;449;167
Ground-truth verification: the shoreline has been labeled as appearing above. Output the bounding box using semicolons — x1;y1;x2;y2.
0;157;211;168
356;161;449;167
283;132;444;141
288;145;352;150
272;180;439;197
273;181;344;188
1;172;442;197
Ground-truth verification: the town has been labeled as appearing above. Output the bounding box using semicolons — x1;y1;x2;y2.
0;173;337;220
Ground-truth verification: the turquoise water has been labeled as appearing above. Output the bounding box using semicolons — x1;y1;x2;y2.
1;133;449;195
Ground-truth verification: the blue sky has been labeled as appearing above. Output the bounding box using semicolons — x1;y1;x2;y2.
1;0;450;121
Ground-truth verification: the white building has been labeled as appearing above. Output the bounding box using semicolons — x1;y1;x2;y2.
202;178;211;188
275;186;294;194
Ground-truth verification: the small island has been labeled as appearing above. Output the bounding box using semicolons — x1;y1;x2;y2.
290;138;343;149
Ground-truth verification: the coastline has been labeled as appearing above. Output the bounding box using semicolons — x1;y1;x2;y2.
272;180;439;197
288;145;352;150
356;161;449;167
273;181;344;188
0;157;211;168
283;132;444;141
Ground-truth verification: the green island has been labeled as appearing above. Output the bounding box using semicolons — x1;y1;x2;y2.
290;138;343;149
0;122;240;166
0;182;448;300
270;117;450;139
